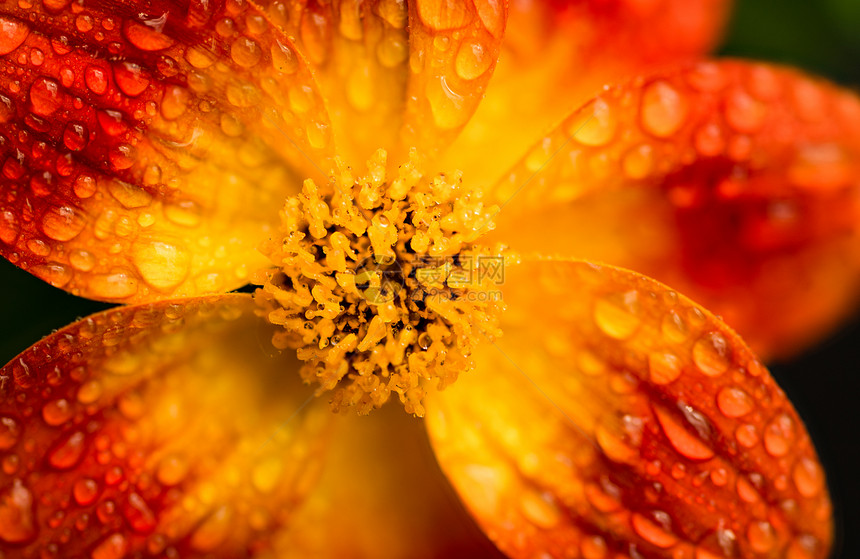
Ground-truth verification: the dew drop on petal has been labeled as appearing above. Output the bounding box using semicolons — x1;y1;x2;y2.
631;512;678;549
0;16;30;55
792;457;825;498
91;533;128;559
455;39;491;80
0;416;20;450
48;430;86;469
594;292;641;340
649;352;682;385
569;98;616;147
716;386;753;418
641;80;688;138
763;413;795;457
73;478;100;506
747;520;777;553
42;398;73;426
692;332;730;377
0;479;37;543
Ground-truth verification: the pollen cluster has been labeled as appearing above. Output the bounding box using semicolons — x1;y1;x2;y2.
255;150;510;416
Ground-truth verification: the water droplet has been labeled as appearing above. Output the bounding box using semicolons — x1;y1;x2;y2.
661;310;689;343
88;272;139;299
653;405;714;461
792;457;824;498
631;512;678;548
41;205;85;242
0;16;30;55
0;479;36;543
123;492;156;533
594;291;641;340
77;380;103;404
84;65;109;95
112;61;150;97
42;398;74;426
725;88;767;133
716;386;753;418
97;109;127;136
622;143;654;180
73;478;99;505
74;174;97;199
694;122;725;157
91;533;128;559
568;97;616;147
581;535;608;559
123;21;174;51
763;413;795;457
426;75;468;129
596;424;638;464
132;241;190;291
0;417;20;450
156;455;187;486
29;77;62;116
455;39;491;80
641;80;688;138
649;352;682;385
735;423;758;449
746;520;777;553
520;490;560;529
377;32;408;67
692;332;730;377
49;430;86;469
231;36;262;67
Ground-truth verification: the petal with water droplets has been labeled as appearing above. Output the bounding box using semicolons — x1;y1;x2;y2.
0;294;331;556
441;0;731;185
485;61;860;359
426;259;832;559
0;3;335;302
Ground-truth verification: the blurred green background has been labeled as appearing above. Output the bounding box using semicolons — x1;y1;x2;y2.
1;0;859;556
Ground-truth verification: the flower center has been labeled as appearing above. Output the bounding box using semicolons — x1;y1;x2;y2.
254;149;510;416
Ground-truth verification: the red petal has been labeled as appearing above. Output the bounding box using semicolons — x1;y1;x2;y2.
427;259;832;559
485;60;860;359
0;295;331;556
0;2;336;302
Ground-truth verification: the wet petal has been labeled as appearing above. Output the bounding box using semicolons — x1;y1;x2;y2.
399;0;508;164
485;60;860;358
271;405;506;559
0;294;331;556
442;0;731;184
0;3;336;302
427;259;832;559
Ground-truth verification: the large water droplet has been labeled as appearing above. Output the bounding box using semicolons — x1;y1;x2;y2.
568;98;617;147
123;492;156;533
653;404;714;461
85;65;109;95
692;332;730;377
792;457;824;498
89;272;139;299
42;398;74;426
124;21;174;51
725;88;767;133
649;352;682;385
594;291;641;340
73;478;100;505
455;39;491;80
41;205;86;242
631;512;678;549
716;386;753;418
231;36;262;68
91;532;128;559
49;430;86;469
29;77;62;116
763;413;795;457
0;416;20;450
0;16;30;55
113;61;150;97
520;490;561;529
131;241;191;291
747;520;777;553
0;479;37;543
426;75;468;129
641;80;688;138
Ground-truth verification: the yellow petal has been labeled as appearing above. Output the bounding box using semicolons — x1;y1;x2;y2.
271;405;506;558
0;294;332;556
485;60;860;359
427;259;832;559
0;4;336;302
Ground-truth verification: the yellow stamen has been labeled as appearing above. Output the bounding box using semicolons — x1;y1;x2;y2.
254;149;512;416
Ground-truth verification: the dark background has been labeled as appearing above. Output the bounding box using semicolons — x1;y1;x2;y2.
1;0;859;555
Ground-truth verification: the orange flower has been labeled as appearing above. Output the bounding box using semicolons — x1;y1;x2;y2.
0;0;855;557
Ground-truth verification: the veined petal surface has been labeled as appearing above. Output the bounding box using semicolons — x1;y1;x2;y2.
427;260;832;559
442;0;730;184
0;294;331;557
486;60;860;358
0;2;335;302
271;406;506;558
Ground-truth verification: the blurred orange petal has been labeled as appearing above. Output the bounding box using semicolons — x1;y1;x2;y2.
485;60;860;359
272;405;506;559
443;0;731;184
427;259;832;559
0;2;336;302
0;294;331;556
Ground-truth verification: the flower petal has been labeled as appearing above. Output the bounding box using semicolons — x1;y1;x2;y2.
0;3;336;302
399;0;508;164
271;405;506;559
426;259;832;559
485;60;860;359
0;294;332;556
442;0;730;184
